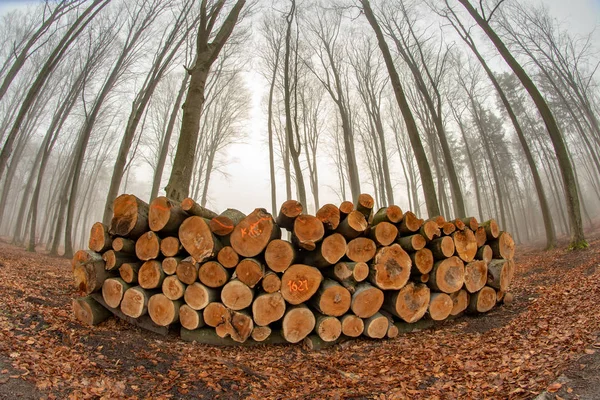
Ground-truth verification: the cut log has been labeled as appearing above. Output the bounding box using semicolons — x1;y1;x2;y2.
112;237;136;254
221;279;254;310
281;264;323;305
102;277;131;308
179;304;205;330
419;220;440;241
453;229;477;262
316;204;340;231
138;260;165;290
450;289;469;316
251;326;272;342
338;201;354;219
235;258;264;288
89;222;112;253
419;274;430;283
180;327;286;346
176;257;200;285
489;232;515;260
429;215;446;228
481;219;500;240
262;271;281;293
351;282;384;318
120;286;152;318
476;245;493;263
230;208;281;257
464;260;488;293
314;314;342;342
119;262;141;284
496;290;505;303
162;256;184;275
135;231;161;261
330;261;369;283
148;294;182;326
397;234;426;252
398;211;424;235
428;293;453;320
346;237;377;263
160;236;183;257
474;226;487;247
162;275;186;300
452;219;466;231
179;216;222;262
429;256;465;294
362;312;388;339
252;292;286;326
442;222;456;236
102;250;138;271
92;292;167;336
109;194;150;238
381;311;399;338
225;310;255;343
276;200;303;231
184;282;218;310
460;217;479;231
73;296;112;326
340;314;364;337
198;261;230;288
203;302;230;328
383;282;430;323
371;205;403;225
292;214;325;251
502;292;514;305
302;233;346;268
410;248;434;275
282;305;315;343
309;279;351;317
369;222;398;246
335;210;368;239
73;258;110;295
180;197;218;219
487;259;513;291
356;193;374;220
468;286;496;313
149;197;189;235
369;244;412;290
264;239;296;273
209;209;246;236
217;246;239;269
428;236;455;260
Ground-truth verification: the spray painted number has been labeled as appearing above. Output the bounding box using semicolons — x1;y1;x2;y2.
287;279;309;292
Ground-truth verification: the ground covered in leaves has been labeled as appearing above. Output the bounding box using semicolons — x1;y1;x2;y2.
0;232;599;400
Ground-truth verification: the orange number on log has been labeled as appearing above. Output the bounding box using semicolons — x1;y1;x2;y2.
287;280;309;292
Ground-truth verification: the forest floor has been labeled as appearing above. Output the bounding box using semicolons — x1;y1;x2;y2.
0;231;599;400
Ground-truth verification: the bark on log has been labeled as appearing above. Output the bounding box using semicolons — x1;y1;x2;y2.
351;282;384;318
109;194;149;238
89;222;112;253
419;220;440;241
135;231;161;261
481;219;500;240
138;260;165;290
371;205;403;225
398;212;424;235
73;258;110;295
179;216;222;262
487;259;513;291
230;208;281;257
369;222;398;246
362;312;388;339
162;256;184;275
476;245;493;263
281;264;323;305
160;237;183;257
383;282;430;323
429;215;446;228
309;279;351;317
468;286;496;313
209;209;246;236
112;237;136;254
410;248;434;275
199;261;230;288
149;196;189;235
179;304;205;330
221;279;254;310
453;229;477;262
251;326;272;342
102;277;131;309
356;193;375;220
148;294;182;326
428;292;453;320
450;289;469;316
252;292;286;326
381;311;399;338
340;314;364;337
335;210;368;239
316;204;340;231
180;197;218;219
428;236;455;260
73;296;112;326
464;260;488;293
119;262;141;284
489;232;515;260
184;282;218;310
474;226;487;247
314;313;342;342
369;244;412;290
302;233;347;268
346;237;377;263
217;246;239;269
176;257;200;285
235;258;265;288
460;217;479;231
264;239;296;273
338;201;354;219
180;327;287;346
502;292;514;305
276;200;303;231
292;214;325;251
102;250;138;271
429;256;465;294
120;286;153;318
282;304;315;343
262;271;281;293
162;275;186;301
397;234;426;252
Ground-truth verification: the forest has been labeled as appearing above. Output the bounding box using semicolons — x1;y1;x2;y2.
0;0;598;258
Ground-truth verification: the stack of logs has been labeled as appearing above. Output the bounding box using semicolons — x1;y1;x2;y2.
72;193;515;346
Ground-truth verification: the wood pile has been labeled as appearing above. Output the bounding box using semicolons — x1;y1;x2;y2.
72;193;515;346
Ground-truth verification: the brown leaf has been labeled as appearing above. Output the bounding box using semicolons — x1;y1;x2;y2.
547;382;562;393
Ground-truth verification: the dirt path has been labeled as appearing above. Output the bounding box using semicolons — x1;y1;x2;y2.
0;233;599;399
